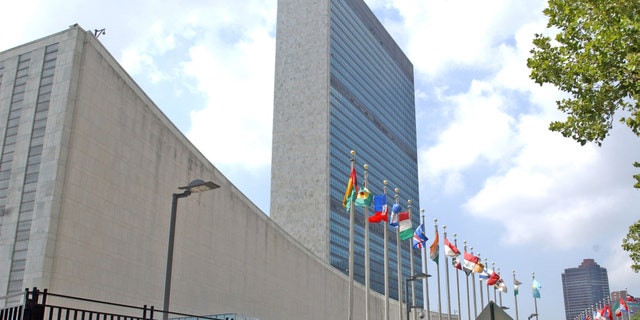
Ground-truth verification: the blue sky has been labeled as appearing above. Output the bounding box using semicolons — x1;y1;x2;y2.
2;0;639;318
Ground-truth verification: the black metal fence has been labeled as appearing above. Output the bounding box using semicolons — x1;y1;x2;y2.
0;288;249;320
0;288;155;320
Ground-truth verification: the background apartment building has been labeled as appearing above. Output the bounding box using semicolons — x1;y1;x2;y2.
562;259;610;320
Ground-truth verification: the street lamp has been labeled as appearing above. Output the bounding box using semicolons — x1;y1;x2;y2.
162;179;219;320
405;272;431;320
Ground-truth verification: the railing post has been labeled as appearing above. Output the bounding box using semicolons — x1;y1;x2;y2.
40;290;47;307
23;288;44;320
142;305;156;320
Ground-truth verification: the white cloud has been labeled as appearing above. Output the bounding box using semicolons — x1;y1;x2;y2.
383;0;547;77
465;117;640;249
419;80;517;187
183;12;276;171
412;0;640;254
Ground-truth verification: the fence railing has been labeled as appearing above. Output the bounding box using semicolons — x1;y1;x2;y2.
0;288;154;320
0;288;248;320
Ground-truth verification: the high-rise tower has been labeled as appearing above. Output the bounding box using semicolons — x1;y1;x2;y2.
270;0;420;301
562;259;610;320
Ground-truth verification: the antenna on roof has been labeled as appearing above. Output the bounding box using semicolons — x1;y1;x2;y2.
94;28;106;38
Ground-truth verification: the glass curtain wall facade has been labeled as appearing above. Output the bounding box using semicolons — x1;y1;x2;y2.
562;259;610;320
327;0;421;302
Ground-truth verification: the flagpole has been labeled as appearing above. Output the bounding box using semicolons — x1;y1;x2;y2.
395;188;404;320
492;263;497;303
464;241;470;320
383;181;390;320
454;234;461;320
485;258;490;304
363;164;370;320
627;292;631;320
443;226;452;320
626;295;631;320
470;247;477;319
408;200;416;320
497;267;503;307
432;219;442;320
513;270;519;320
348;150;356;320
477;253;484;309
532;272;538;319
422;211;432;320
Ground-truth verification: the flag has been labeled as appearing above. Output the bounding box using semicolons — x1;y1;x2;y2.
486;271;500;286
342;167;357;208
389;203;402;227
355;187;372;207
628;294;639;303
532;279;541;298
398;211;413;240
345;189;356;211
615;301;623;317
514;278;522;296
412;223;428;249
369;195;388;223
478;268;491;281
496;279;507;293
430;229;439;264
444;238;460;257
620;297;629;312
473;261;485;274
600;305;612;320
463;251;479;275
615;297;629;317
452;256;462;270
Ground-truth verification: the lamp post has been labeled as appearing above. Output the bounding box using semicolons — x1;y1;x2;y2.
405;273;431;320
162;179;219;320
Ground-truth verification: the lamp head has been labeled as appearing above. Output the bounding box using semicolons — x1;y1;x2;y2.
413;272;431;280
179;179;220;193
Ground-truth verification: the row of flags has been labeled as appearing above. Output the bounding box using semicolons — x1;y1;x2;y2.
579;295;638;320
341;162;544;320
413;222;542;297
343;156;638;320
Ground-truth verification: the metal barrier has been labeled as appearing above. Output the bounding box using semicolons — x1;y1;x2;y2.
0;303;23;320
0;288;247;320
0;288;154;320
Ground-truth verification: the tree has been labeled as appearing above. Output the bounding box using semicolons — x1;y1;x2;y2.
528;0;640;275
623;219;640;273
527;0;640;188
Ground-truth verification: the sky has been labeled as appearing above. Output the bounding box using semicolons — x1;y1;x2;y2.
1;0;639;319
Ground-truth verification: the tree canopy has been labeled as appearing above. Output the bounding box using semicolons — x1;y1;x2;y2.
528;0;640;149
622;219;640;273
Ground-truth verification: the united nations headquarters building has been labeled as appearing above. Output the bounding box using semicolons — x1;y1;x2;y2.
0;1;431;319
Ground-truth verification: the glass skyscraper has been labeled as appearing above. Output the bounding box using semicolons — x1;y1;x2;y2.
270;0;421;303
562;259;610;320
